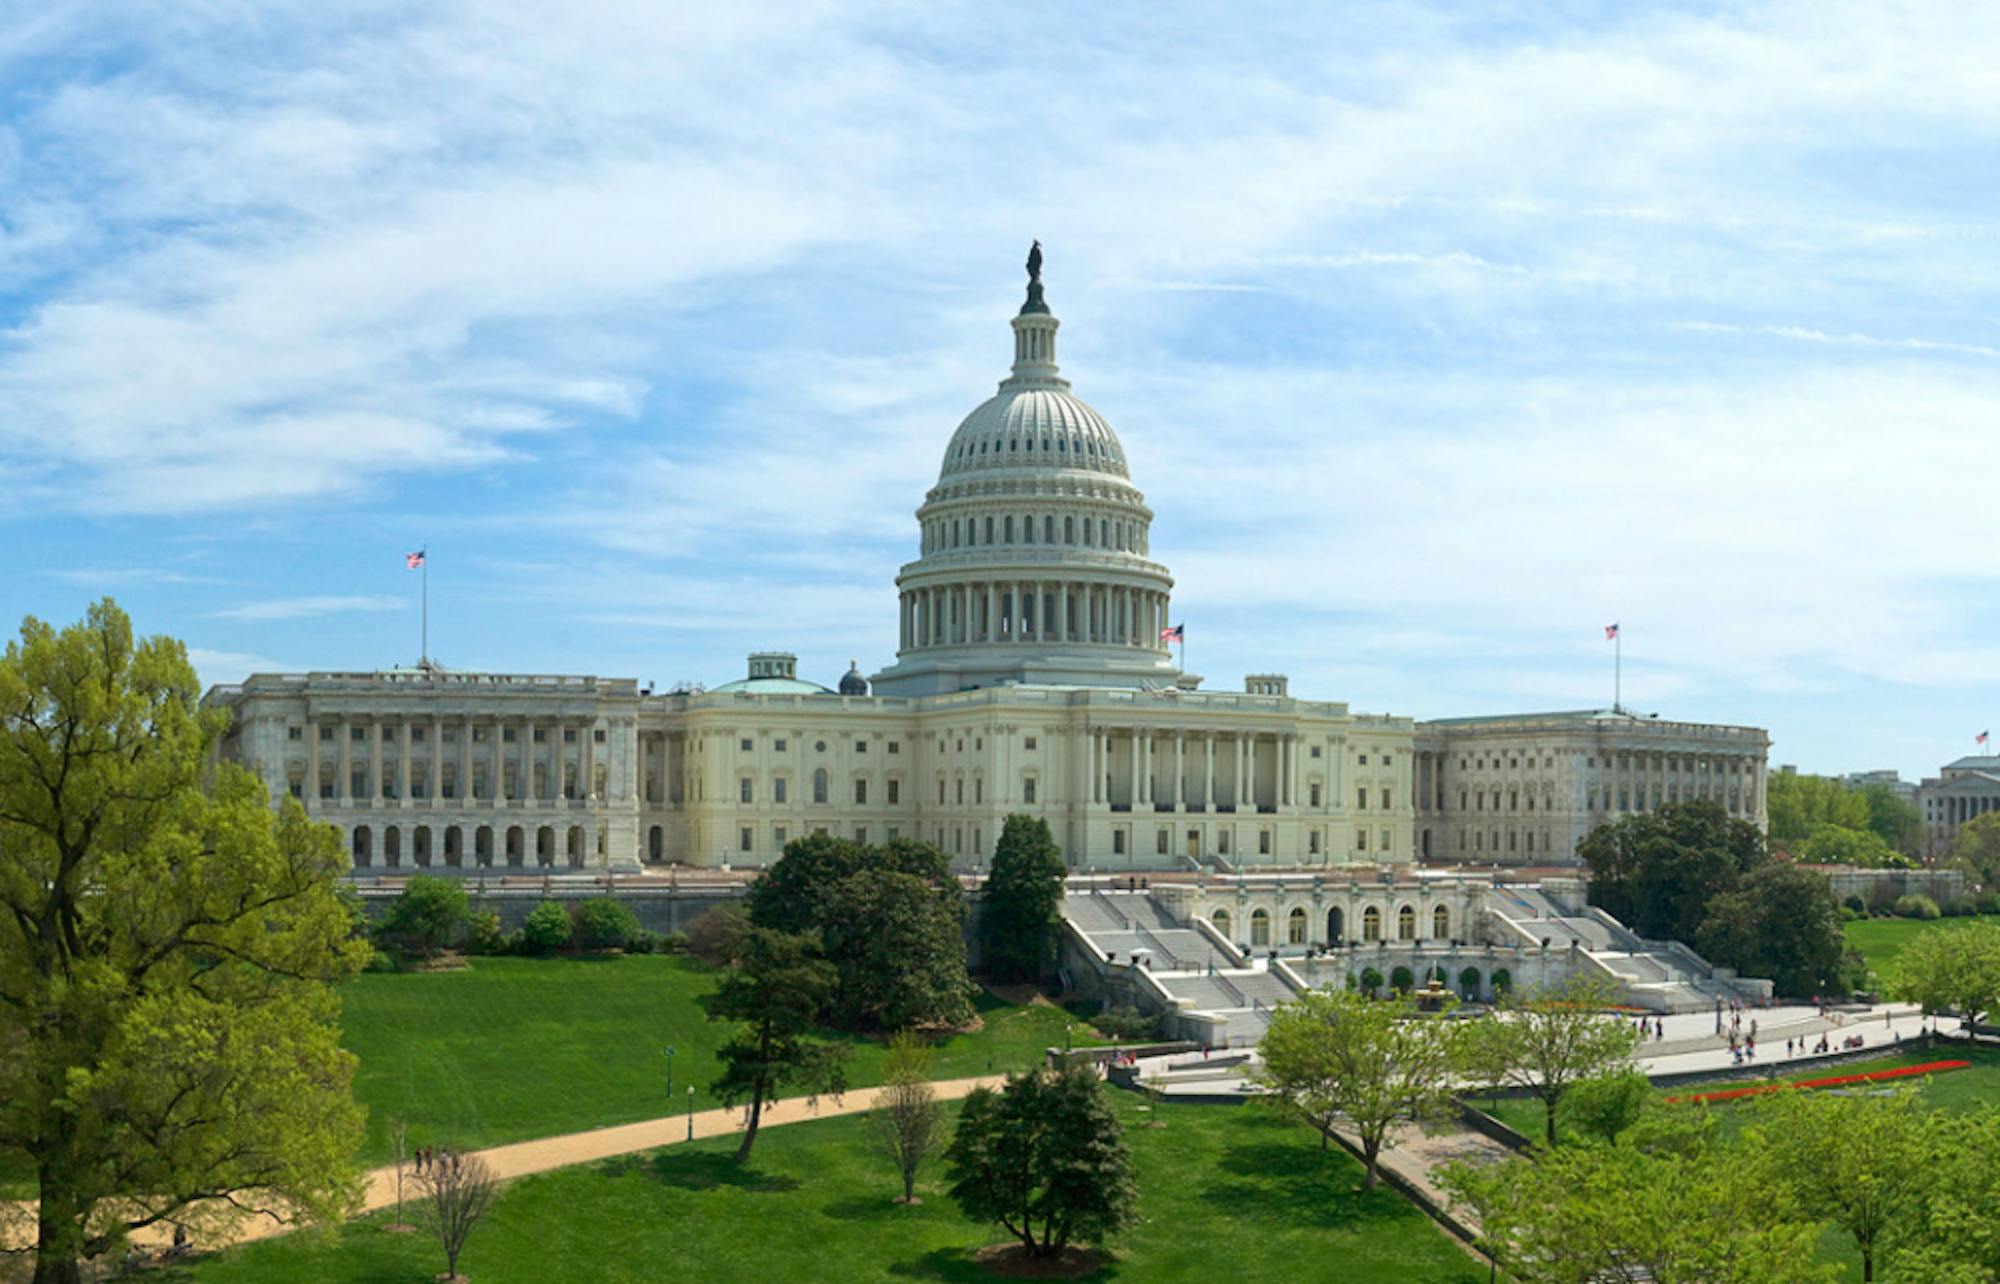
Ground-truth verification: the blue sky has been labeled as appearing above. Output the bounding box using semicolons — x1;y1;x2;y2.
3;0;1997;781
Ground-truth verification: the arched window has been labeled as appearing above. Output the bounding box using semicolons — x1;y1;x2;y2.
1362;906;1382;942
1250;909;1270;947
1211;908;1231;937
1433;905;1450;939
812;768;828;805
1397;904;1416;940
1287;907;1307;945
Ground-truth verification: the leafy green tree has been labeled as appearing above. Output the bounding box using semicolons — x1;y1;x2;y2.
573;896;642;951
1486;975;1641;1146
1560;1068;1654;1145
870;1032;943;1203
1441;1130;1830;1284
707;927;847;1163
1579;801;1767;943
749;835;972;1031
1767;771;1871;846
1949;812;2000;892
1256;987;1465;1189
1859;782;1925;858
0;601;368;1284
980;815;1067;982
1695;861;1852;997
1889;919;2000;1032
519;900;573;954
1747;1087;1937;1284
1894;1105;2000;1282
945;1065;1138;1260
822;869;975;1030
375;874;471;958
1799;822;1911;870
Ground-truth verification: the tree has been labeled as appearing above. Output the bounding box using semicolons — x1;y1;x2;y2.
1579;801;1767;944
519;900;573;954
1859;782;1925;858
1895;1105;2000;1282
1799;822;1911;870
1767;771;1871;846
945;1065;1138;1260
1442;1130;1828;1284
1747;1087;1937;1283
1560;1068;1653;1145
1255;987;1465;1189
1949;812;2000;892
1695;860;1853;997
821;868;975;1030
417;1151;498;1282
1486;975;1641;1146
707;926;848;1163
869;1033;944;1203
375;874;471;958
1889;918;2000;1032
980;815;1068;982
572;896;642;951
0;601;368;1284
749;835;973;1031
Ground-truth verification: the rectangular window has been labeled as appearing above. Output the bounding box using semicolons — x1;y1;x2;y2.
1358;827;1369;851
1156;828;1169;855
739;827;752;853
887;779;900;805
776;738;788;752
856;826;868;844
1022;778;1036;804
319;725;334;741
1258;830;1271;855
1309;829;1321;854
886;826;899;841
774;825;788;847
1219;830;1231;855
887;741;899;754
740;778;753;804
382;727;397;742
1024;736;1037;751
740;738;753;752
1383;790;1392;810
1112;829;1126;855
855;779;868;804
532;729;545;743
774;778;788;803
1309;783;1321;807
1357;788;1368;810
287;726;302;741
411;728;426;743
1310;745;1321;758
1358;753;1368;765
1381;828;1392;852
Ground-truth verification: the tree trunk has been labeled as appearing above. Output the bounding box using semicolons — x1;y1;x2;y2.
1362;1139;1380;1191
1544;1098;1559;1146
33;1161;87;1284
1862;1246;1873;1283
735;1082;765;1163
901;1166;915;1202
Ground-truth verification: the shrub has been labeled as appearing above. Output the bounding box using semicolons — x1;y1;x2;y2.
1389;966;1415;993
625;929;660;955
1947;896;1981;918
686;905;748;965
1359;966;1385;994
574;897;643;951
374;875;471;958
1842;894;1868;915
1089;1004;1161;1041
660;930;690;954
520;900;574;954
364;949;400;973
1840;905;1864;922
1980;891;2000;916
465;910;505;955
1894;893;1941;920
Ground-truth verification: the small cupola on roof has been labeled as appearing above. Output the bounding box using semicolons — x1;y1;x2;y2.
839;660;869;696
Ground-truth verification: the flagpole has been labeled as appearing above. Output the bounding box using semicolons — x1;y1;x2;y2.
1614;627;1621;713
421;553;429;666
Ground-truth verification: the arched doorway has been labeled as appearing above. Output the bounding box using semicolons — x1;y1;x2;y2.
1326;905;1344;945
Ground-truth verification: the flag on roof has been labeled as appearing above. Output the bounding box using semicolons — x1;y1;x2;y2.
1160;623;1184;643
406;549;426;570
1604;622;1620;641
1980;730;1990;747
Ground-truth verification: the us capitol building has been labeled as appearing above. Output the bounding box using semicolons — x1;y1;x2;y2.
208;256;1770;878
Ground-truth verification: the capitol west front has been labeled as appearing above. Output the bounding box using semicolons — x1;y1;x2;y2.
210;266;1769;875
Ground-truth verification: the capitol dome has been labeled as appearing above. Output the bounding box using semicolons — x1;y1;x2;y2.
871;247;1179;698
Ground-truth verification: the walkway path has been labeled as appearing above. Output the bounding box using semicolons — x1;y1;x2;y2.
3;1074;1010;1262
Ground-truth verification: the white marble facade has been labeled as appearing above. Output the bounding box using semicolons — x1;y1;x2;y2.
207;265;1768;875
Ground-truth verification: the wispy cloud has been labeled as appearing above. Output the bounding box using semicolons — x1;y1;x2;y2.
210;595;405;622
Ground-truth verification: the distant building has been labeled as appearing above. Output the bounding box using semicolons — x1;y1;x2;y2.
1917;756;2000;856
1840;769;1919;803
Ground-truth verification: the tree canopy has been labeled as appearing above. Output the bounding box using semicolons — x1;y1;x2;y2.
1950;812;2000;892
1256;987;1465;1189
1486;975;1641;1146
374;874;470;958
747;834;974;1031
1695;860;1855;997
979;815;1068;982
945;1065;1137;1260
1889;918;2000;1032
1579;801;1767;944
707;925;848;1162
0;600;368;1284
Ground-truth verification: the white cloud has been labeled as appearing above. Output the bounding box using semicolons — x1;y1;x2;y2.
210;595;406;622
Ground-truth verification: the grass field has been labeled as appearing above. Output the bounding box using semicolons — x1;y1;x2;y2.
1840;913;2000;985
158;1095;1485;1284
341;954;1095;1164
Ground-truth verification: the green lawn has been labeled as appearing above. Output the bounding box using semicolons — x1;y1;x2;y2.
1842;913;2000;986
159;1095;1485;1284
343;954;1094;1165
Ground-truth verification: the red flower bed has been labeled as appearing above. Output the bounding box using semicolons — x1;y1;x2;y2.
1667;1059;1970;1105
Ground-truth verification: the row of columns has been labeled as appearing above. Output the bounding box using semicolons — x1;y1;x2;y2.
1944;795;1998;824
1085;728;1303;811
307;714;625;808
900;580;1169;652
345;819;601;869
1605;750;1762;818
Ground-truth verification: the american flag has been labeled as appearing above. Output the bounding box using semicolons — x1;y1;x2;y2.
1980;730;1990;747
1160;623;1184;643
1604;622;1620;641
406;550;426;570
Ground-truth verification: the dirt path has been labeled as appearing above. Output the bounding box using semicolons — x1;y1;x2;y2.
3;1074;1009;1262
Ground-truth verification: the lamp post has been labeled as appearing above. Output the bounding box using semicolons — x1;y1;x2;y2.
687;1085;695;1142
664;1045;676;1101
